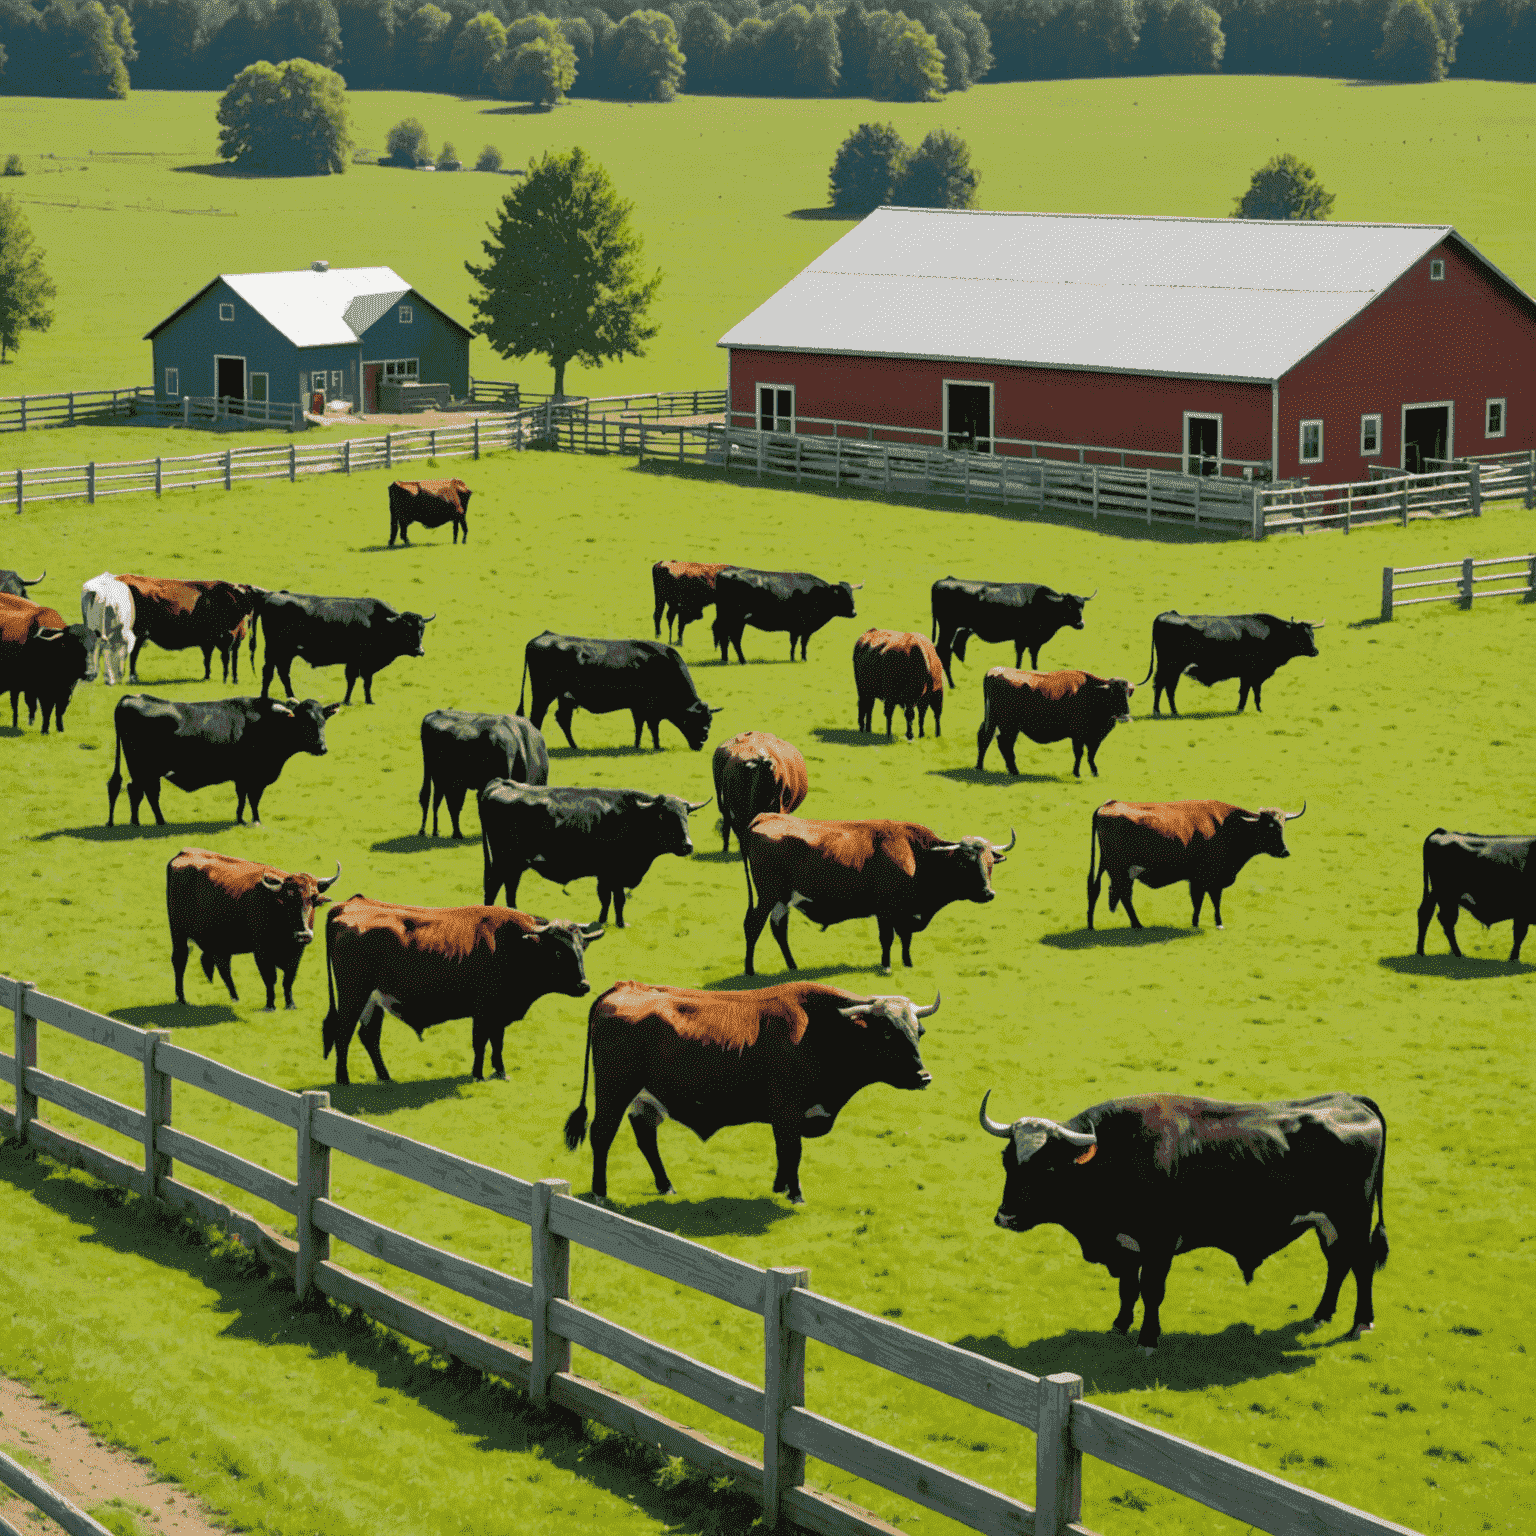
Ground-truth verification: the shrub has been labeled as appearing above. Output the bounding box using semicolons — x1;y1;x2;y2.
828;121;909;215
1232;152;1335;220
438;141;461;170
475;143;503;172
2;155;24;177
385;117;431;167
893;128;977;208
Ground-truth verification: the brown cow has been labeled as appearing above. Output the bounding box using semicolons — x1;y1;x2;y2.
1088;799;1305;930
117;575;263;685
321;895;603;1083
711;730;808;855
976;668;1134;779
652;560;728;645
564;980;937;1203
167;847;341;1011
854;629;944;739
0;593;90;732
388;479;472;546
743;814;1013;974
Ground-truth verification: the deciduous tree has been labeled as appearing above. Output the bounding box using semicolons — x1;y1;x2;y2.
449;12;508;91
1232;152;1336;219
866;10;946;98
0;191;56;361
493;15;577;105
828;120;909;214
1376;0;1447;77
893;127;977;207
608;9;685;100
216;57;352;175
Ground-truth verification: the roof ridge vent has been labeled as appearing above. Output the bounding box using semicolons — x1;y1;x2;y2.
311;259;330;273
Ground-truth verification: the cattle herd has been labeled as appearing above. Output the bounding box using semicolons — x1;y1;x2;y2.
3;493;1532;1358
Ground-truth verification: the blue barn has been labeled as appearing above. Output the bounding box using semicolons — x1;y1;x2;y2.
145;262;471;415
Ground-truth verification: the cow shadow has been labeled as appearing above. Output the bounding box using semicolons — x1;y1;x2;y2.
811;728;899;749
691;848;742;864
112;1002;240;1030
607;1194;796;1239
548;745;652;760
0;725;22;738
371;833;474;855
34;819;239;843
931;765;1061;786
1379;952;1533;979
953;1318;1324;1393
705;964;889;991
356;543;411;554
302;1075;470;1115
1140;709;1243;722
1039;926;1197;949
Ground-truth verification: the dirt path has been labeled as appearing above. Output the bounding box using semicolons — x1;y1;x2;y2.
0;1375;235;1535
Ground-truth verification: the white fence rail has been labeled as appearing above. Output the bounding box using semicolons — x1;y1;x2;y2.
0;973;1422;1536
0;1448;116;1536
0;387;149;433
1380;553;1536;618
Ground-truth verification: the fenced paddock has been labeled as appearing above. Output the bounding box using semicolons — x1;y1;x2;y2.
1;973;1421;1536
1380;552;1536;618
0;387;149;433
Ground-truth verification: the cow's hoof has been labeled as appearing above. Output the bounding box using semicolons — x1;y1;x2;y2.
789;1193;805;1205
593;1195;614;1209
492;1070;507;1081
880;965;892;976
470;1072;485;1083
662;1184;678;1195
285;1002;297;1012
1139;1345;1157;1356
1349;1323;1375;1339
260;1004;276;1014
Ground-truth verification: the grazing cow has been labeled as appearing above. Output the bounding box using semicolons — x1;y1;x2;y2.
480;781;710;927
712;567;861;663
418;709;549;839
979;1089;1388;1349
167;847;341;1011
854;629;945;739
388;479;472;546
80;573;137;686
1140;612;1322;716
106;693;339;826
321;895;603;1083
117;575;264;686
931;579;1094;687
1416;828;1536;962
564;982;938;1203
1088;799;1305;930
519;632;720;751
0;569;44;598
0;593;90;732
255;590;433;705
712;731;808;855
976;668;1134;779
743;814;1013;974
652;560;728;644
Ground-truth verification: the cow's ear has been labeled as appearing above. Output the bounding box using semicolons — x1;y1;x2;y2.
322;703;342;717
1074;1144;1097;1166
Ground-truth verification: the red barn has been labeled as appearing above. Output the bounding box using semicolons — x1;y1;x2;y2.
719;210;1536;484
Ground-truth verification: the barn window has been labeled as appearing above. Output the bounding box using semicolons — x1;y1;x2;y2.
945;381;993;453
758;384;794;433
1360;414;1381;456
1299;420;1323;464
399;305;413;324
382;359;419;382
219;303;234;321
312;371;328;396
164;367;178;397
1429;259;1445;281
1486;399;1505;438
249;372;268;403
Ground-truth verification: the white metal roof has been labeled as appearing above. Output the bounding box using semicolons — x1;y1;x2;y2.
717;210;1493;383
221;267;411;348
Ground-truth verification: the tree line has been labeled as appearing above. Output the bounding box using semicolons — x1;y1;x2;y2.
0;0;1531;99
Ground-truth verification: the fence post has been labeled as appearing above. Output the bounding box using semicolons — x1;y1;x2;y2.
1381;567;1395;621
294;1090;331;1302
1400;480;1409;527
285;443;295;483
473;418;480;461
430;428;437;460
87;463;95;504
154;457;162;497
68;391;75;426
884;441;891;493
1461;556;1475;610
1145;467;1153;524
1037;460;1045;513
141;1029;172;1199
222;450;231;491
19;396;25;431
10;980;36;1144
385;431;393;469
1527;449;1535;510
14;467;21;516
1469;462;1481;518
530;1177;571;1406
1035;1373;1084;1533
762;1265;810;1531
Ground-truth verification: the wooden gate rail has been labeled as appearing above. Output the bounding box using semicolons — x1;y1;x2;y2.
0;386;149;434
0;1448;116;1536
1;974;1421;1536
1380;553;1536;618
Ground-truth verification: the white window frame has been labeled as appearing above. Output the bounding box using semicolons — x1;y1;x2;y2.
1429;258;1445;281
218;302;234;321
399;305;414;324
944;379;994;454
213;355;245;400
1485;398;1506;439
1400;400;1455;469
330;370;344;398
1182;410;1223;475
1299;419;1324;465
248;372;268;403
380;358;419;383
1360;413;1381;457
311;371;329;397
164;367;179;397
757;382;794;434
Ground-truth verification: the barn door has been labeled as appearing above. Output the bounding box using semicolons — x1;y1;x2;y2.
945;382;992;453
1403;403;1451;473
1185;413;1221;475
215;356;244;404
364;364;383;414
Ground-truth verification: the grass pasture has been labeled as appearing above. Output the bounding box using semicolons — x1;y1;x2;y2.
0;449;1532;1536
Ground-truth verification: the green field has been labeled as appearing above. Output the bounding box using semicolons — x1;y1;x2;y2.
0;446;1531;1536
0;77;1532;405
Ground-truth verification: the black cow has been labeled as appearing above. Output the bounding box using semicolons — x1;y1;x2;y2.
255;591;433;705
712;567;860;663
0;569;45;598
931;578;1094;687
0;594;90;733
107;694;339;826
518;632;719;751
480;781;710;927
1417;828;1536;962
1141;612;1321;716
980;1090;1388;1349
418;709;549;839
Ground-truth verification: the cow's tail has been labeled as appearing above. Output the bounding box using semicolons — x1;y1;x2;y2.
563;1010;594;1151
1357;1094;1389;1271
518;651;529;716
742;824;758;910
248;596;261;665
1136;626;1156;688
322;907;339;1059
1087;811;1099;890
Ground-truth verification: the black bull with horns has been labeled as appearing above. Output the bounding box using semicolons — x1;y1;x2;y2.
980;1089;1389;1349
1140;611;1322;716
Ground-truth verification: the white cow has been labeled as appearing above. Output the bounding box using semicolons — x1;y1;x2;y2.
80;572;136;685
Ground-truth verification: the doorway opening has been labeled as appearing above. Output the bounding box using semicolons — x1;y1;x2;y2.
215;356;244;404
1183;413;1222;475
945;381;993;452
1402;402;1452;472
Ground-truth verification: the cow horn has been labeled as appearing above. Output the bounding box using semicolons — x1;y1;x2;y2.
21;571;44;586
579;922;605;939
1058;1124;1098;1149
708;705;724;715
260;873;284;891
929;842;962;853
1310;619;1326;629
35;627;64;641
315;860;342;893
850;581;864;590
913;991;940;1019
271;702;294;716
978;1090;1012;1138
1084;589;1097;601
991;827;1017;854
421;613;437;623
684;795;713;814
1284;800;1307;822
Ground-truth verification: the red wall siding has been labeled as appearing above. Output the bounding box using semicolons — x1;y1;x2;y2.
728;348;1272;468
1278;237;1535;480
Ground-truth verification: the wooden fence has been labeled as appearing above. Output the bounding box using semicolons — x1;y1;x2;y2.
1380;552;1536;618
0;387;150;433
136;394;306;431
0;973;1421;1536
0;1449;116;1536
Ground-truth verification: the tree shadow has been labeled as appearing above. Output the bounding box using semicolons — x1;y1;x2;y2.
299;1075;471;1115
953;1318;1326;1393
1039;926;1197;949
480;103;555;116
371;833;475;855
112;1002;239;1030
171;161;296;179
35;819;240;843
1379;952;1533;979
931;765;1061;786
606;1193;797;1239
787;206;855;221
